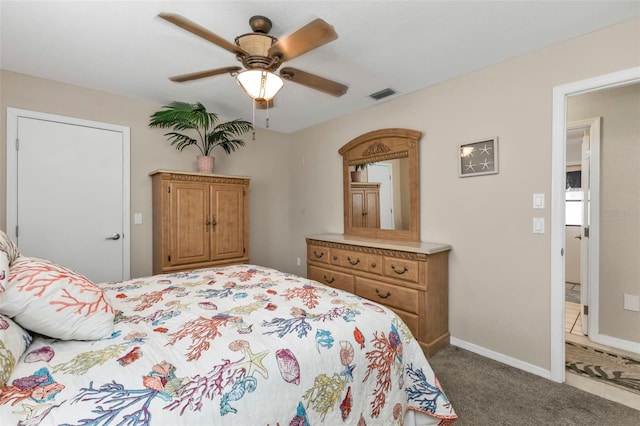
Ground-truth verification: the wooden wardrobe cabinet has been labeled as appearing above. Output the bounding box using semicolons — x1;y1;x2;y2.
350;182;380;228
150;170;249;274
306;234;451;357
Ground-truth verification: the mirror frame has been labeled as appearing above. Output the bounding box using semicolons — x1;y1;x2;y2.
339;128;421;241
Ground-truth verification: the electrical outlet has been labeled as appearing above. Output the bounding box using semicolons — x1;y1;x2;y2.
296;257;301;266
134;213;143;225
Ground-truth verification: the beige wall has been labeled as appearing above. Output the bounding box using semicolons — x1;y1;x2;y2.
0;71;291;277
1;17;638;373
287;18;640;370
568;83;640;344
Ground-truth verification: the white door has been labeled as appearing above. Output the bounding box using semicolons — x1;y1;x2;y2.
368;162;394;229
6;108;130;283
579;131;591;334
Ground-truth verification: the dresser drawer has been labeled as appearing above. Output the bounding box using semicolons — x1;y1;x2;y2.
355;277;419;314
308;265;354;293
330;249;343;266
334;249;382;275
384;257;419;283
340;250;368;272
307;245;329;264
367;254;383;275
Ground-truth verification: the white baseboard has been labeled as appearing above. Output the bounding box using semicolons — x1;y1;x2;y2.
450;337;552;380
590;333;640;356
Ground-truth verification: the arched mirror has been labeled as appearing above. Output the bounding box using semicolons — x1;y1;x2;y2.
339;128;421;241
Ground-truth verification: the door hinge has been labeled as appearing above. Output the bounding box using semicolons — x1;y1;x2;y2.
583;305;589;315
15;225;18;238
15;138;19;151
584;227;589;238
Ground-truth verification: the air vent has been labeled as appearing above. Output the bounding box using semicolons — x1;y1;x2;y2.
369;88;396;100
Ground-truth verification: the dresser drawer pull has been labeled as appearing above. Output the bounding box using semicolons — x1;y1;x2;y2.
333;255;338;261
391;264;409;275
371;262;377;268
347;257;361;265
313;251;325;259
375;289;391;299
323;275;335;284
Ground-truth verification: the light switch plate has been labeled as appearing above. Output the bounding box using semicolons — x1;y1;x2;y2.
134;213;143;225
533;217;545;234
533;193;545;209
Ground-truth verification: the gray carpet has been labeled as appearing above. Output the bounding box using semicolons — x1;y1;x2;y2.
428;345;639;425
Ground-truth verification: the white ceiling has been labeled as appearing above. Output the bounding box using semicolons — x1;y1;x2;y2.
1;1;639;133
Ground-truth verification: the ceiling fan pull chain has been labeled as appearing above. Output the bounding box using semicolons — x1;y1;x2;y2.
266;102;270;129
252;99;256;141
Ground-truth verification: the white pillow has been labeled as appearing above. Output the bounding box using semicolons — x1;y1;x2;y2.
0;313;32;389
0;251;8;293
0;230;20;268
1;256;115;340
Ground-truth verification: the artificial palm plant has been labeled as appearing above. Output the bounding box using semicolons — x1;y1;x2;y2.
148;101;253;156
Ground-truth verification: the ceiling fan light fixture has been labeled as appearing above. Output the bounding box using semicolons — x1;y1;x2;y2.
236;69;284;101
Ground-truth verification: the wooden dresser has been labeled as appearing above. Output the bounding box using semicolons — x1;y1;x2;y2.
150;170;249;274
306;234;451;356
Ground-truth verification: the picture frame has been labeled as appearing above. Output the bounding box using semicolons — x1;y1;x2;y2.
458;137;499;177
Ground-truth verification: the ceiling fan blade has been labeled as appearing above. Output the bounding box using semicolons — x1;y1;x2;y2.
268;18;337;62
159;12;248;56
280;67;348;97
169;66;242;82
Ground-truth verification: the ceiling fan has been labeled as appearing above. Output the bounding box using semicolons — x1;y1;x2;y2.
159;12;349;107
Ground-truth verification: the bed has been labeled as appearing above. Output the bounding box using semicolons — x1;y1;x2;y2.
0;234;456;425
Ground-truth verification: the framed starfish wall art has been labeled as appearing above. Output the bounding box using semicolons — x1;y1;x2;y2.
458;137;499;177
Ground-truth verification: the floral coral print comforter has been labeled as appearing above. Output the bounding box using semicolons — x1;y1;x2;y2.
0;264;457;425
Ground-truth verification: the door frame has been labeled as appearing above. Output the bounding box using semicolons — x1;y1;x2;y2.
6;107;131;280
550;67;640;382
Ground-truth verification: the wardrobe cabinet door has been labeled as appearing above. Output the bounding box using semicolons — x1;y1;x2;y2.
169;181;211;267
210;184;246;261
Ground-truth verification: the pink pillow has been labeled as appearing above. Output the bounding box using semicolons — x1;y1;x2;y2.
0;256;115;340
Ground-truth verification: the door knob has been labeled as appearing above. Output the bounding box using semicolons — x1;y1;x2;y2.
574;235;582;240
105;233;121;240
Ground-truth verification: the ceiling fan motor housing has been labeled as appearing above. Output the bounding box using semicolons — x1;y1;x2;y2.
235;33;279;70
235;15;280;71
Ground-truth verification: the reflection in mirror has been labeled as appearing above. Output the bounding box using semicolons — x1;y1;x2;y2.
348;158;410;230
340;128;421;242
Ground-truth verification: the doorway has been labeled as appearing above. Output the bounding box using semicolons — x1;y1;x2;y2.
6;108;131;283
367;162;394;229
551;68;640;389
564;117;600;339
